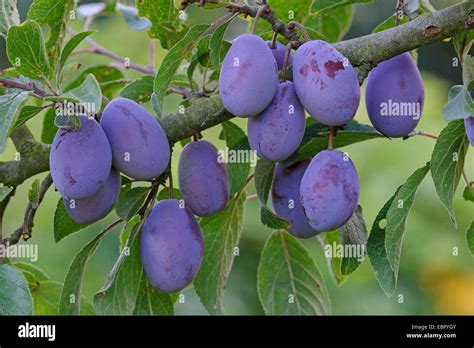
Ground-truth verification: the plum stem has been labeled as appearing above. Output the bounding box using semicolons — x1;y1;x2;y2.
328;127;336;150
168;171;174;199
251;4;268;35
281;42;294;83
287;21;310;43
246;193;257;201
270;31;278;49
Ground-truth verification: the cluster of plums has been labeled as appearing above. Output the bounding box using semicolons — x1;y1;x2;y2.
49;98;231;293
49;31;432;293
219;33;426;238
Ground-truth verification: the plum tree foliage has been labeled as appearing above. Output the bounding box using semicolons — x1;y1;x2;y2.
0;0;473;316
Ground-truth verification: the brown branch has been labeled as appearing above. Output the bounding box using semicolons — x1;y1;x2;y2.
0;77;51;99
67;28;156;75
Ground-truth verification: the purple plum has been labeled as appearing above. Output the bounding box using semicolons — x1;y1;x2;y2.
248;81;305;161
300;150;359;232
50;115;112;199
140;199;204;293
63;168;121;224
293;40;360;126
271;160;320;238
365;53;425;137
219;34;279;118
266;40;293;70
100;98;170;180
178;140;230;216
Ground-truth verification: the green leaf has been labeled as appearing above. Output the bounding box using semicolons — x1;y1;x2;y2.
7;21;50;81
116;186;149;221
13;262;49;282
431;120;469;227
120;75;154;103
453;31;474;61
28;178;40;209
340;205;368;276
304;6;354;43
0;185;13;201
9;105;45;134
31;280;62;315
156;187;182;201
133;276;175;315
153;24;209;108
58;74;102;114
53;198;93;243
119;215;140;251
463;184;474;202
219;121;251;196
0;91;30;153
254;158;290;229
467;222;474;256
209;18;232;70
194;192;246;314
258;231;331;315
136;0;184;49
27;0;76;63
367;192;397;296
373;14;408;33
59;31;95;74
318;231;346;285
41;107;58;144
282;120;382;166
54;113;81;130
0;0;19;36
270;0;312;24
385;163;430;275
0;264;33;315
443;85;474;121
59;222;121;315
64;65;124;91
310;0;373;16
94;221;144;315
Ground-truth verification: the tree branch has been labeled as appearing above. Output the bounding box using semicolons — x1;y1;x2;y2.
0;2;472;189
67;28;156;75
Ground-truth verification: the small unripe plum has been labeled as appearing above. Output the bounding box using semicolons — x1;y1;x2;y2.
50;115;112;199
365;53;425;137
140;199;204;293
219;34;279;118
100;98;170;180
293;40;360;126
248;81;305;161
300;150;359;232
271;160;320;238
63;168;121;224
266;41;293;70
178;140;230;216
465;117;474;146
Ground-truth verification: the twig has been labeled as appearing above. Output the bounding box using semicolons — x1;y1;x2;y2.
0;174;52;247
0;77;51;99
67;28;156;75
395;0;405;26
251;4;268;35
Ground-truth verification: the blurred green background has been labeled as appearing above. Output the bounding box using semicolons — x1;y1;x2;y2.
0;0;473;315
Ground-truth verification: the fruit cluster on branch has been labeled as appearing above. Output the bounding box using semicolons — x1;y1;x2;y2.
0;2;472;186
